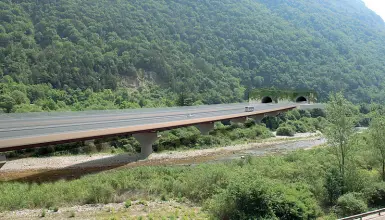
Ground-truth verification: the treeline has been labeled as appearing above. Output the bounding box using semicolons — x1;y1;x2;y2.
0;76;180;113
1;0;385;104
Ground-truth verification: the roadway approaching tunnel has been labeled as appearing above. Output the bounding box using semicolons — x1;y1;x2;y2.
0;103;297;157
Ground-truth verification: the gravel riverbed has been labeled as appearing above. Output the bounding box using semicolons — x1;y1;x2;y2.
1;132;323;172
0;132;325;219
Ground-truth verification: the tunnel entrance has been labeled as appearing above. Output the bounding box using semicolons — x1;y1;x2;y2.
261;96;273;103
296;96;307;103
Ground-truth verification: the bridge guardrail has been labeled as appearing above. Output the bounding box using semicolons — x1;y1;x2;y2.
339;208;385;220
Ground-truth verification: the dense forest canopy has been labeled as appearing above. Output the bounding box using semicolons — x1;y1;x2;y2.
1;0;385;112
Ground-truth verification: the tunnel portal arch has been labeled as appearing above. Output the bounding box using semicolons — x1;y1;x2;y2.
296;96;308;103
261;96;273;104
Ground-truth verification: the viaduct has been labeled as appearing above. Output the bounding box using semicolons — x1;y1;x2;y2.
0;95;323;166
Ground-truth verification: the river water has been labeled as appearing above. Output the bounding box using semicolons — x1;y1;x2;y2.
212;137;326;162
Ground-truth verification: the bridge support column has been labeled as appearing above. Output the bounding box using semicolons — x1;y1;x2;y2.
249;115;264;123
265;111;282;117
133;132;158;158
0;155;6;169
195;122;214;135
231;117;247;124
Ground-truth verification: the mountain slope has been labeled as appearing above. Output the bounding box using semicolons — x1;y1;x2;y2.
1;0;385;109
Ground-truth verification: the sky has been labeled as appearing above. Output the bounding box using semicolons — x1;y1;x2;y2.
363;0;385;21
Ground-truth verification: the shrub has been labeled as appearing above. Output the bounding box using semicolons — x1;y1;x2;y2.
229;128;251;140
324;168;343;205
244;118;256;128
35;146;55;156
291;121;308;133
207;178;320;219
86;184;114;204
367;182;385;207
287;110;301;120
40;209;46;218
299;109;311;118
358;117;371;127
276;127;295;136
196;135;221;146
299;118;317;132
83;144;96;154
125;200;132;208
172;165;230;203
262;116;280;130
310;108;326;118
336;193;368;217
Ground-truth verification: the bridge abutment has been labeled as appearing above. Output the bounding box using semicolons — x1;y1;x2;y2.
133;132;158;158
195;122;214;135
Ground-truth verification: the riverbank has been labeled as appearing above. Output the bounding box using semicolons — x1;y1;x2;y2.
0;133;328;219
0;200;207;220
0;132;323;182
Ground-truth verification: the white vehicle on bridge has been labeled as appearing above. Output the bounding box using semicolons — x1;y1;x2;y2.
245;106;255;112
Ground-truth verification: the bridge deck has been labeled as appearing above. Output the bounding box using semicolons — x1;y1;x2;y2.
0;103;297;151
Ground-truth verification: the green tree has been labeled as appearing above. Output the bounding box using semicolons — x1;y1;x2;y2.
325;167;344;204
368;116;385;181
176;93;193;106
325;93;356;183
11;90;29;105
0;95;16;113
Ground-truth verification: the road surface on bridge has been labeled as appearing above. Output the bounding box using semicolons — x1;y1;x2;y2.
0;103;297;151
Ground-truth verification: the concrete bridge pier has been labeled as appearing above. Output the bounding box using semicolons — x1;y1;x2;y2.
0;155;6;169
265;111;282;117
133;132;158;158
249;115;264;123
195;122;214;135
231;117;247;124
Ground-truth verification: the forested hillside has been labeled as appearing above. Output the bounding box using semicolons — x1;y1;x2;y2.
1;0;385;112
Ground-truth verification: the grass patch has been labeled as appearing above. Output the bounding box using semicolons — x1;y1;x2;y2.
1;132;377;218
